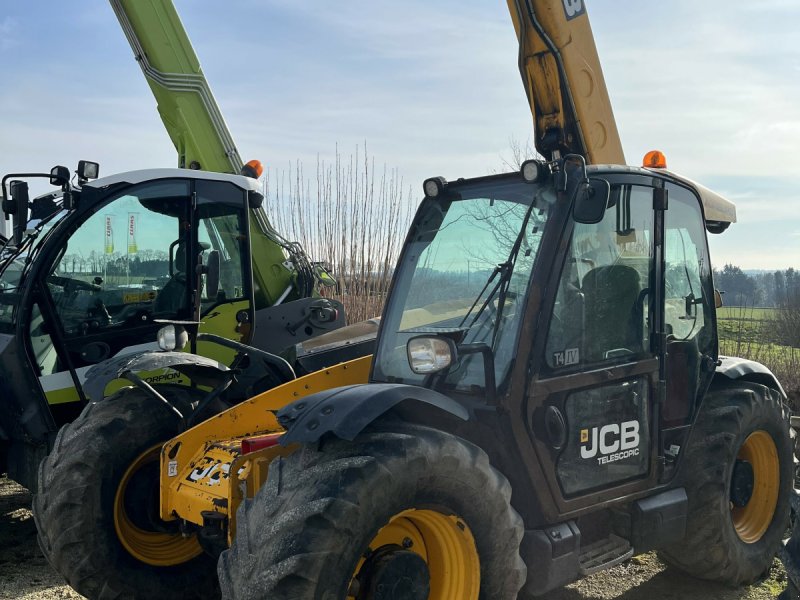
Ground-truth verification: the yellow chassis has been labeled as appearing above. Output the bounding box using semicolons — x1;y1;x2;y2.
158;355;372;544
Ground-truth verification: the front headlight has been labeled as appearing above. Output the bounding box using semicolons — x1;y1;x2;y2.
406;336;456;374
157;324;188;351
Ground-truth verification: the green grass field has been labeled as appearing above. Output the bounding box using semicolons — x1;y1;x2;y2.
717;306;777;320
717;306;799;400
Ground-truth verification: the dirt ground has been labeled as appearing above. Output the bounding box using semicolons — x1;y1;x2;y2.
0;475;790;600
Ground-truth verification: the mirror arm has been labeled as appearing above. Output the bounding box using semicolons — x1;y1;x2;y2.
458;342;497;403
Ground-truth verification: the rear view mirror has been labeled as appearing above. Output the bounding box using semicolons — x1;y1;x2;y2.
572;178;610;224
205;250;220;299
9;180;30;246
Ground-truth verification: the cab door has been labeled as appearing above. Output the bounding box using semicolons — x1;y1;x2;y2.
660;182;717;469
527;176;661;512
194;179;255;363
29;179;193;405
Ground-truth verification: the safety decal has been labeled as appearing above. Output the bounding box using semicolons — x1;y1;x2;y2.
122;291;157;304
553;347;580;367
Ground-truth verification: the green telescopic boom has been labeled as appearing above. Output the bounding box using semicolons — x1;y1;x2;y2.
110;0;243;174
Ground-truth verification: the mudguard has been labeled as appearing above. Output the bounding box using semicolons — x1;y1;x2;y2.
277;383;469;445
715;356;787;398
82;350;229;402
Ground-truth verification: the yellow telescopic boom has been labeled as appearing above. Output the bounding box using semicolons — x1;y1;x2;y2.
507;0;625;165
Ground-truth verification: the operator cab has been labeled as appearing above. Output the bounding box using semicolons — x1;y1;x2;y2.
371;154;732;520
0;164;258;417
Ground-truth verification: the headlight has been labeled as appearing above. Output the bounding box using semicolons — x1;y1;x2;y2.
407;336;456;374
157;324;188;351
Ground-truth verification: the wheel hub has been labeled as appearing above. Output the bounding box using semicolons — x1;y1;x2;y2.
357;545;430;600
730;459;755;508
114;444;203;566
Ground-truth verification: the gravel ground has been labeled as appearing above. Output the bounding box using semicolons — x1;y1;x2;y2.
0;475;789;600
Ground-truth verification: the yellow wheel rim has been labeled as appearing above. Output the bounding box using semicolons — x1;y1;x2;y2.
113;445;203;566
349;509;480;599
731;430;780;544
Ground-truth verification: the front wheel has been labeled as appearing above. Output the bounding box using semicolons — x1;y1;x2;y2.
218;423;526;599
660;381;792;584
33;388;219;600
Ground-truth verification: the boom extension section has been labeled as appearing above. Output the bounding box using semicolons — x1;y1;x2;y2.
110;0;242;174
507;0;625;164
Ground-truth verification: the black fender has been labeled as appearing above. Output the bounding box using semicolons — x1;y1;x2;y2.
714;356;787;399
82;350;229;402
277;383;469;445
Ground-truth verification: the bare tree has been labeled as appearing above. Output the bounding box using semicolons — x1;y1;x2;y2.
263;144;415;324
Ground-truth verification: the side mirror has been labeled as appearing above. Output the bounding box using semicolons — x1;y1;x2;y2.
572;178;610;224
407;335;457;374
205;250;220;299
714;289;723;309
9;180;30;246
247;189;264;208
31;192;59;220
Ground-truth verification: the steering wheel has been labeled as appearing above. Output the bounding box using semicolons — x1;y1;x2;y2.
49;275;101;293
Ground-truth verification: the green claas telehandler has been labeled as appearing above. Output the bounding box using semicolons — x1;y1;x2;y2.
0;0;360;494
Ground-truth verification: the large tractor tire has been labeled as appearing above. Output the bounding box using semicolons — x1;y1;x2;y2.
660;381;792;584
218;422;526;600
33;388;219;600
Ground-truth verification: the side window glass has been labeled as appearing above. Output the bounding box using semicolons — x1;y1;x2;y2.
546;184;654;369
197;208;247;311
662;184;715;425
195;180;248;313
664;185;714;351
47;180;190;335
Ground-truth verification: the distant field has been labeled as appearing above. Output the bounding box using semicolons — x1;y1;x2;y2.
717;306;777;320
716;306;775;345
717;305;798;399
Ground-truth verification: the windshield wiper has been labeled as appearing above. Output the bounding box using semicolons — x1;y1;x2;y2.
458;200;537;347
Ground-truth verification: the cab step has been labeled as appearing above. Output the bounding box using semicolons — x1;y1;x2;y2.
579;534;633;575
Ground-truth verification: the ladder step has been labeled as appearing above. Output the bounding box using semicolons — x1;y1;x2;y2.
579;534;634;575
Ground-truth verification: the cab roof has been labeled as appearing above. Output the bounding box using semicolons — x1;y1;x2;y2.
83;168;260;193
589;164;737;225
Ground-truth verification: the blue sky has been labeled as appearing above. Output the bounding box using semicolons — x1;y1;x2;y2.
1;1;798;270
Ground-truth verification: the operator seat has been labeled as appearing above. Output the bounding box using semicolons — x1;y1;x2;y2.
582;264;643;362
155;241;188;314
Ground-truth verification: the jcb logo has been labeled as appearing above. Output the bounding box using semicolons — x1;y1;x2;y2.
580;420;640;465
562;0;586;20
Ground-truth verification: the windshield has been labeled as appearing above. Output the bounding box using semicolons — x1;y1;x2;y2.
373;178;556;393
0;210;67;330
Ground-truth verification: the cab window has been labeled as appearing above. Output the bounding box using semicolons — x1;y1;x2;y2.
46;180;190;336
546;184;654;370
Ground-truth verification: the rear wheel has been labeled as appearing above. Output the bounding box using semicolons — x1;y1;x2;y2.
33;388;219;600
660;381;792;584
218;423;525;599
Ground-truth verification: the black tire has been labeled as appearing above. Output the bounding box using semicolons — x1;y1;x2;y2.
33;388;219;600
218;422;526;599
660;381;792;584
